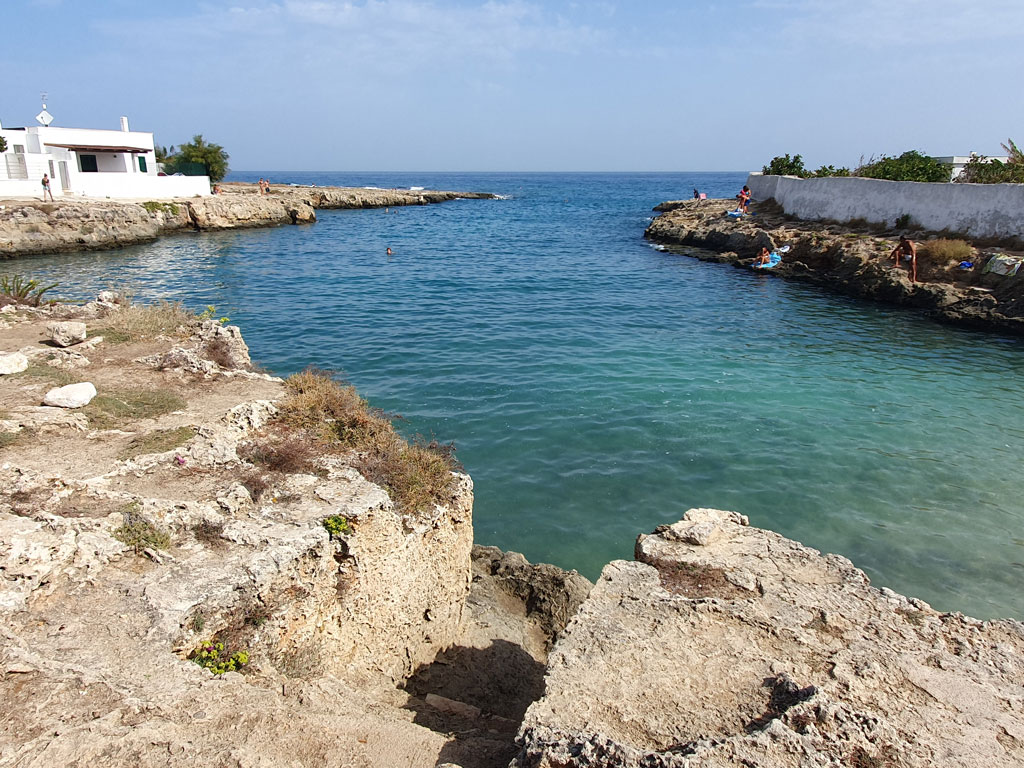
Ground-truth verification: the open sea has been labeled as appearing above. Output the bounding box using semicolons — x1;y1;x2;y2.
16;171;1024;620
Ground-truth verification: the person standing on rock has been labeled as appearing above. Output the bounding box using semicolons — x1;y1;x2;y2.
737;185;751;214
41;174;54;202
890;235;917;283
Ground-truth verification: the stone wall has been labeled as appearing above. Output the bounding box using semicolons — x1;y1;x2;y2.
746;173;1024;240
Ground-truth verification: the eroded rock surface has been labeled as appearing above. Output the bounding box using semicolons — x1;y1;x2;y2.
514;508;1024;768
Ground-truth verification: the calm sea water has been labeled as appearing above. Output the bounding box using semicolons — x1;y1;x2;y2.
15;172;1024;619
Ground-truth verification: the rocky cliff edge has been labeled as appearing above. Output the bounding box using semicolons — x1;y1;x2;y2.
514;508;1024;768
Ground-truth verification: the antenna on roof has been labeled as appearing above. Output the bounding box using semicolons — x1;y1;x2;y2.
36;92;53;127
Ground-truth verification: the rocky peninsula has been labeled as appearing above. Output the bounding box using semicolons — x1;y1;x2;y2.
2;296;1023;767
645;198;1024;335
0;182;496;258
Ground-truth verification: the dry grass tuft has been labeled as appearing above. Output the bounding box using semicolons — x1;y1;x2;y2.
921;238;974;263
120;425;196;459
238;429;320;475
275;369;461;515
92;299;196;343
84;388;187;429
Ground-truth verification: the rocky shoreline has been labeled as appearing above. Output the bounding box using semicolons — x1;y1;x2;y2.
2;298;1023;767
0;182;496;259
645;198;1024;335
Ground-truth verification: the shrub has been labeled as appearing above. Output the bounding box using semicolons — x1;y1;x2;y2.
191;518;226;548
955;155;1024;184
113;503;172;553
811;165;850;178
855;151;950;183
239;470;270;501
238;430;319;474
322;515;351;538
190;640;249;675
921;238;974;263
0;275;59;307
762;154;809;178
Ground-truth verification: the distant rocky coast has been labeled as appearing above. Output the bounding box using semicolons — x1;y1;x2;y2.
0;182;496;259
645;198;1024;335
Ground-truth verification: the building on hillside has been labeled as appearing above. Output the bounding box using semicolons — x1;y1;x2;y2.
932;154;1010;182
0;113;210;200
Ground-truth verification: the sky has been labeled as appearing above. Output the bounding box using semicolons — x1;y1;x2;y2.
3;0;1022;172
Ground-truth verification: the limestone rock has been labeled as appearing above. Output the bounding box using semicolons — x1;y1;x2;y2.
195;320;251;370
0;352;28;375
42;382;97;408
514;509;1024;768
46;321;87;347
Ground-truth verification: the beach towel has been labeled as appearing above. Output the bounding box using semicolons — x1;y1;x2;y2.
983;254;1023;277
754;253;782;269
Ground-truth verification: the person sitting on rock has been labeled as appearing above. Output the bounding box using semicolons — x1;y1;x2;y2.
755;246;772;266
890;235;917;283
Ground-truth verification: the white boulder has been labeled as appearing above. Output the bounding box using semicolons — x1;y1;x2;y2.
0;351;29;375
43;382;97;409
46;321;88;347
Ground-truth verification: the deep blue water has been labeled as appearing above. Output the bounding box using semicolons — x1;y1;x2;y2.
15;172;1024;619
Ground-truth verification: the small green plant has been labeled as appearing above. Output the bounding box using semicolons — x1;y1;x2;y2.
811;164;850;178
113;502;172;553
190;613;206;633
141;201;180;215
322;515;351;538
190;640;249;675
0;136;7;153
0;275;59;307
894;213;913;230
197;305;230;325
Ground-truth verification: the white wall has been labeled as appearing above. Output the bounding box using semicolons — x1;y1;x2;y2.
746;173;1024;240
70;173;210;199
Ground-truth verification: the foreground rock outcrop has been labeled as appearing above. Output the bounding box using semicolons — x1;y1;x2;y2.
0;297;582;768
646;199;1024;334
514;508;1024;768
0;183;496;258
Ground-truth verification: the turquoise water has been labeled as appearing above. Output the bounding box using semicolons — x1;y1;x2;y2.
15;172;1024;619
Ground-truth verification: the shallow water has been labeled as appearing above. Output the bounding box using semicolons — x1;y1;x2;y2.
15;171;1024;619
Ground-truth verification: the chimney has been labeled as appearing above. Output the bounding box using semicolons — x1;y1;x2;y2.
120;116;130;132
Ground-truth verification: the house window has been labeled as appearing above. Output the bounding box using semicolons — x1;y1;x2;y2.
49;160;55;177
138;156;147;173
13;145;25;154
79;154;98;173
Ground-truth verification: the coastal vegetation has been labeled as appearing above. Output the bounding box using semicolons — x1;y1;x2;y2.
0;136;7;153
0;274;59;307
955;139;1024;183
158;135;230;182
764;139;1023;183
274;369;462;515
113;502;172;553
92;299;195;342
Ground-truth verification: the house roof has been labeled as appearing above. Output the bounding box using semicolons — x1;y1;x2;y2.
45;143;150;154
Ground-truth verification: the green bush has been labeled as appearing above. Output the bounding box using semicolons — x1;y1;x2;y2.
322;515;351;538
762;154;809;177
811;165;850;178
190;640;249;675
955;156;1024;184
855;151;950;183
113;503;172;553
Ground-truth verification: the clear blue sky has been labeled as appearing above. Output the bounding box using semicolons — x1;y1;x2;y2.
4;0;1022;171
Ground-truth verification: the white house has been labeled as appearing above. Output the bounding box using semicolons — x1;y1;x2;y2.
0;114;210;199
